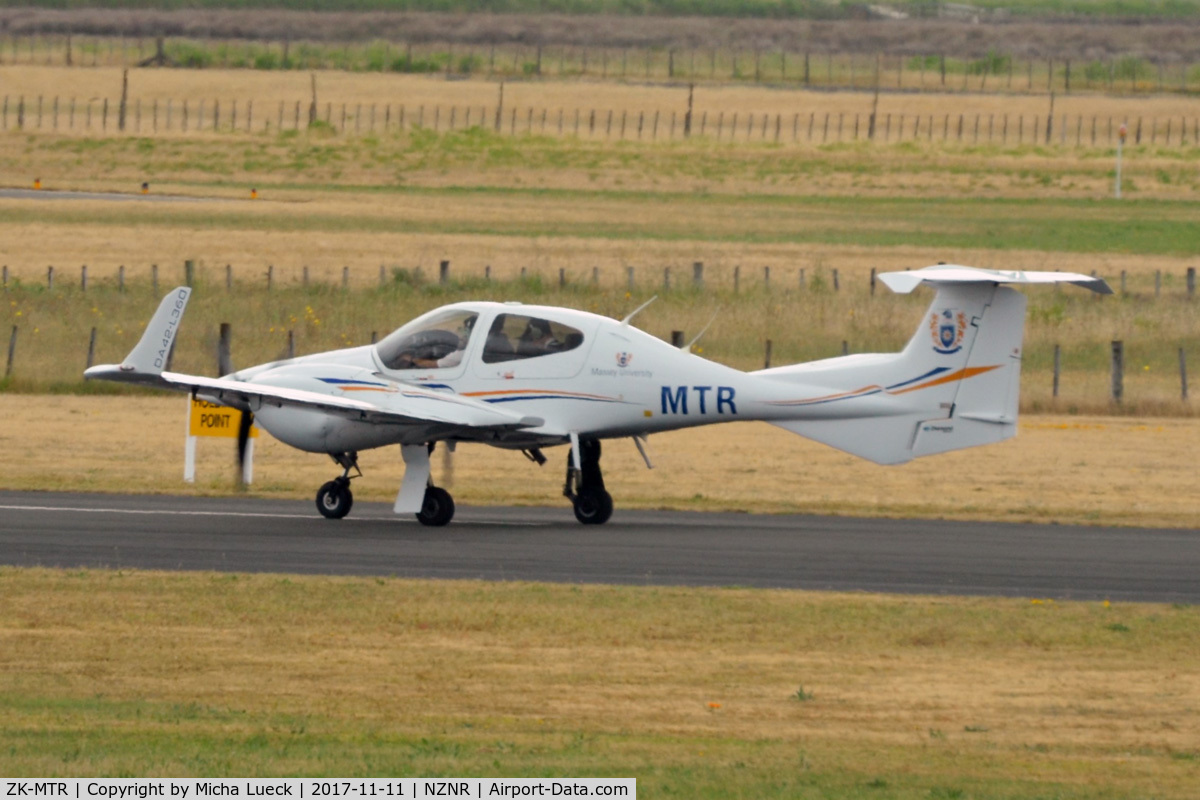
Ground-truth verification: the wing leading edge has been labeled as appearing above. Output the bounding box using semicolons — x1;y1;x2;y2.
83;288;544;437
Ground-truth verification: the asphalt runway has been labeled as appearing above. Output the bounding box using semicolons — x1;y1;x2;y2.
0;187;207;203
1;490;1196;602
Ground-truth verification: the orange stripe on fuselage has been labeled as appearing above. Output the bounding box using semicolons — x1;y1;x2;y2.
888;365;1001;395
462;388;614;401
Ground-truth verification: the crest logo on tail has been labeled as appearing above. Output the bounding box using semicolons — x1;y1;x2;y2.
929;309;967;354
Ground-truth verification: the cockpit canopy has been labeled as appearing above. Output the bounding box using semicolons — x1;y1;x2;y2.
375;309;478;371
481;312;584;363
373;305;587;373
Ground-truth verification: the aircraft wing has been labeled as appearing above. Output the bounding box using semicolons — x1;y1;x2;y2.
84;365;544;432
82;287;543;435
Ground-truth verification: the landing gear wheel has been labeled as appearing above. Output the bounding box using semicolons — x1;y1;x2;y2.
417;486;455;527
565;438;614;525
316;479;353;520
572;487;613;525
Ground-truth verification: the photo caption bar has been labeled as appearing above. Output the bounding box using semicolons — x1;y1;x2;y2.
1;780;635;800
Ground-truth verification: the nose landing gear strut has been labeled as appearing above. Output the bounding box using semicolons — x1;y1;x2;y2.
564;437;613;525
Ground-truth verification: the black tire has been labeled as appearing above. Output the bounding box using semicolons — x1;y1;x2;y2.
573;488;613;525
316;480;353;520
416;486;455;527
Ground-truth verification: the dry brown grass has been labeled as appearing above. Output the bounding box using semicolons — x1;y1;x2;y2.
3;66;1199;137
2;394;1196;527
1;567;1199;790
0;198;1194;292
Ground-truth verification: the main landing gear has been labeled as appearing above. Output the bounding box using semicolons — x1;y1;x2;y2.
318;446;456;525
417;484;455;527
564;438;613;525
316;452;360;520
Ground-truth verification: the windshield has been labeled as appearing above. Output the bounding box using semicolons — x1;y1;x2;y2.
375;309;478;371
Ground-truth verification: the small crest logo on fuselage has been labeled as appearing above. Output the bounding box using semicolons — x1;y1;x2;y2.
616;352;633;367
930;309;967;354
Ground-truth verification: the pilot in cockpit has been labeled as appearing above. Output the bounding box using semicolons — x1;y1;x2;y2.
516;318;561;356
396;316;475;369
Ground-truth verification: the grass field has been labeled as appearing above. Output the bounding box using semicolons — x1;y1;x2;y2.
3;394;1197;527
2;569;1199;794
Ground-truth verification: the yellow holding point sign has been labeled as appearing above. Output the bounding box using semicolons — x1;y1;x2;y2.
189;398;257;438
185;397;256;483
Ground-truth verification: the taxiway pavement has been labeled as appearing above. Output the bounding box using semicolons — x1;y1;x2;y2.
1;490;1196;602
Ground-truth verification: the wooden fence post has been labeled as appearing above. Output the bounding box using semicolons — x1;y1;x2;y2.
1180;348;1189;401
663;266;671;291
342;266;350;290
47;265;54;290
218;322;233;376
81;264;88;292
692;261;703;289
1188;266;1196;298
832;268;839;292
670;330;684;348
870;267;876;295
267;264;273;290
1111;340;1124;404
184;259;195;287
439;259;450;285
1053;344;1061;398
763;339;772;369
225;264;233;290
627;266;634;290
152;264;158;293
5;325;16;378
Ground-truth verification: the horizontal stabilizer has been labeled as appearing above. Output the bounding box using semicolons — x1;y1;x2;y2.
880;265;1112;295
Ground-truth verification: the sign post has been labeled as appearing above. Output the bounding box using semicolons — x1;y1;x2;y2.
185;397;257;484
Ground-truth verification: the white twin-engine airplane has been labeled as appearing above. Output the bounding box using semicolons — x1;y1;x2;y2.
85;265;1109;526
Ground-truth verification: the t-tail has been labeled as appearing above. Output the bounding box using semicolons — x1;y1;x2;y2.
755;265;1110;465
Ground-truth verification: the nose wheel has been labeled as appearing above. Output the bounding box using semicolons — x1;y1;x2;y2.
564;438;613;525
316;452;360;520
316;477;353;519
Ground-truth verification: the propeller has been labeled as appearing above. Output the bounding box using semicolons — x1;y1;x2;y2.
236;408;254;482
218;321;254;483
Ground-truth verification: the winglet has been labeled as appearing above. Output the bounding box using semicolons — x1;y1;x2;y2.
879;265;1112;295
120;286;192;375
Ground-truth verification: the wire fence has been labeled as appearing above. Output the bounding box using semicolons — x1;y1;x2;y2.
4;34;1200;96
4;92;1199;148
